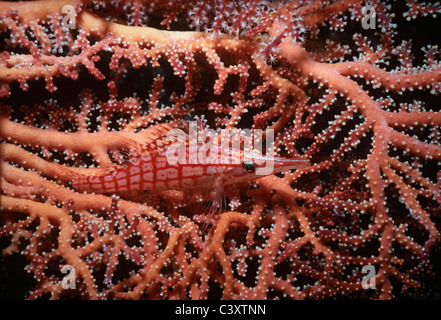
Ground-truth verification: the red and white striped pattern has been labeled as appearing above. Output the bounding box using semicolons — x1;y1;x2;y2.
73;145;237;193
72;142;309;193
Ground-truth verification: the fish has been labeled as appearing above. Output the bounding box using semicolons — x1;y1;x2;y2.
59;122;310;216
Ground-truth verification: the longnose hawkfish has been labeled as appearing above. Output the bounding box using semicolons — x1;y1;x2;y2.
58;122;310;217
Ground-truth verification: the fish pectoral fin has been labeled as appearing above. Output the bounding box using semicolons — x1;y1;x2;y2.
210;185;226;215
194;185;225;233
189;176;227;232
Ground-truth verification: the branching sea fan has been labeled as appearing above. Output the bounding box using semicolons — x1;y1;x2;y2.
0;0;440;300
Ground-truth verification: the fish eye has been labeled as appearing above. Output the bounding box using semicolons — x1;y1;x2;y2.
242;161;256;173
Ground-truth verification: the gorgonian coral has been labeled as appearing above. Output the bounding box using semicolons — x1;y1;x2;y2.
0;0;440;300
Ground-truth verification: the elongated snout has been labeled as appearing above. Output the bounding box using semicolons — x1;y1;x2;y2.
273;157;310;172
251;154;310;175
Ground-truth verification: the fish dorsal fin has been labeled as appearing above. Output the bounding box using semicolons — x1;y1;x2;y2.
112;120;208;167
141;122;179;150
138;120;207;152
105;122;181;166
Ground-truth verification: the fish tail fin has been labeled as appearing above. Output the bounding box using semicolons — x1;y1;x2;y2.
52;162;116;193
